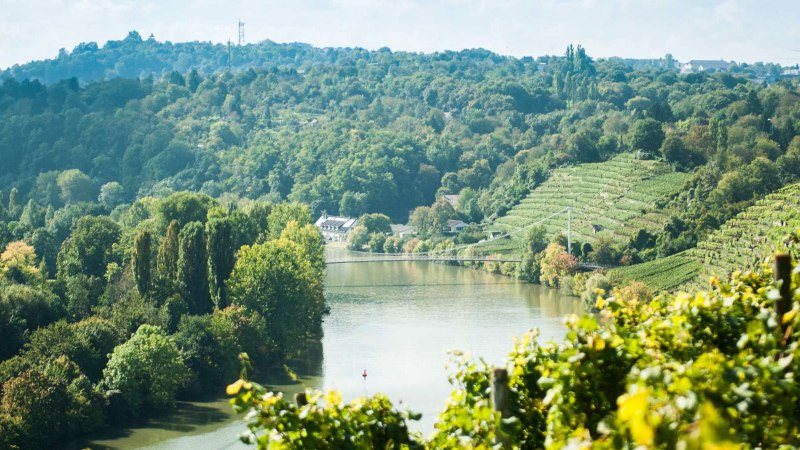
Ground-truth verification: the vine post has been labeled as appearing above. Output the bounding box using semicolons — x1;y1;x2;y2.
491;368;509;418
773;253;793;335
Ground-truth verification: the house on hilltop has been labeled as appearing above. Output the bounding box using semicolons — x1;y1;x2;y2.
314;214;357;242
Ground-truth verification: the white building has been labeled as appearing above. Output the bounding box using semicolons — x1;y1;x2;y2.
315;214;358;242
390;224;416;237
446;219;468;233
680;60;730;74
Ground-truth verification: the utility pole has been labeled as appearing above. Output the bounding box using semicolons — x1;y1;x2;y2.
238;20;245;46
567;207;572;256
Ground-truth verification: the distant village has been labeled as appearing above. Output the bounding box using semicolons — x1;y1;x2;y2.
679;59;800;85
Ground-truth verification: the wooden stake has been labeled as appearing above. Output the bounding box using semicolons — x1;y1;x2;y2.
491;368;509;418
773;253;793;334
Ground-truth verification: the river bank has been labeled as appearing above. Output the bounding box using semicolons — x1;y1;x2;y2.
73;246;582;449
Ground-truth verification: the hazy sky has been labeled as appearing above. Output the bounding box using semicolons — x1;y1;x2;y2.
1;0;798;69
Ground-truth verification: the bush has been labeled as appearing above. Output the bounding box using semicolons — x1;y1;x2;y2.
174;315;237;396
0;356;103;449
103;324;188;415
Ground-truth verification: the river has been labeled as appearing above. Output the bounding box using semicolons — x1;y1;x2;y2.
75;246;582;449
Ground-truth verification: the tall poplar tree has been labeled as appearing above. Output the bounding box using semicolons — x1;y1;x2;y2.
132;230;152;297
206;217;235;309
157;220;180;281
177;221;211;314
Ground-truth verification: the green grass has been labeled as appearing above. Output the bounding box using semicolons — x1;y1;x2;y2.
613;182;800;291
484;153;689;253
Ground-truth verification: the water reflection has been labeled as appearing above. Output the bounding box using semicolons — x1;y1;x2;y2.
76;246;582;449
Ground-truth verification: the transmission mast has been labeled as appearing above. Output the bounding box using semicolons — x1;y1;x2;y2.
238;20;245;46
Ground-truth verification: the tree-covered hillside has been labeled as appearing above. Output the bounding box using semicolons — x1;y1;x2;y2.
3;35;800;234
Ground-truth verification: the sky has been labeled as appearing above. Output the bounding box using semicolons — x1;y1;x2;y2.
1;0;798;69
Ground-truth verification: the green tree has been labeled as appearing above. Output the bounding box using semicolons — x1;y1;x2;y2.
660;134;688;167
32;171;63;207
57;169;95;204
103;324;187;415
63;216;121;279
339;191;369;217
267;202;312;239
0;284;63;360
98;181;125;210
280;221;325;278
157;220;180;281
246;202;272;239
629;118;665;154
132;230;152;297
525;225;548;254
359;213;392;234
7;187;20;219
367;233;387;253
1;356;103;449
206;217;236;309
173;315;236;395
19;199;45;228
18;317;119;383
227;239;325;356
177;222;211;315
157;192;216;229
211;305;272;368
588;235;621;265
456;187;481;223
346;225;370;251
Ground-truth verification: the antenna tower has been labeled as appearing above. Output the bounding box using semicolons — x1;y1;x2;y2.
238;20;245;46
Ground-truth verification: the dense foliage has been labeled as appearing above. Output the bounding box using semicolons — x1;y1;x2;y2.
4;34;799;235
231;252;800;448
4;32;800;448
0;192;327;449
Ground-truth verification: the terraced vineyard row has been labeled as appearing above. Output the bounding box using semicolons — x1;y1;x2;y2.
689;183;800;280
490;153;689;248
613;183;800;291
610;254;703;292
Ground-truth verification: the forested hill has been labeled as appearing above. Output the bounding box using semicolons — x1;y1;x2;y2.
1;31;784;86
2;34;800;239
1;30;526;85
1;31;340;85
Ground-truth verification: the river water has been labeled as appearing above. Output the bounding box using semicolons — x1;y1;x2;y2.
76;246;582;449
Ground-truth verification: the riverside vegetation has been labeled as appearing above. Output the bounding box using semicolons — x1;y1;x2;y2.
2;32;800;448
230;238;800;449
0;192;327;449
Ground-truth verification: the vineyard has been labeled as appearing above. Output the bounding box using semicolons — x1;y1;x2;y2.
482;153;688;254
610;253;702;292
613;182;800;290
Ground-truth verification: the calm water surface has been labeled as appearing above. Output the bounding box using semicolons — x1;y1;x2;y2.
77;246;582;449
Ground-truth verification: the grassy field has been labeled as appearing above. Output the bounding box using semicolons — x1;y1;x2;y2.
613;183;800;291
477;153;689;256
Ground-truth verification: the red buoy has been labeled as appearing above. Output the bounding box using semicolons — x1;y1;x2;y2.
362;369;368;380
